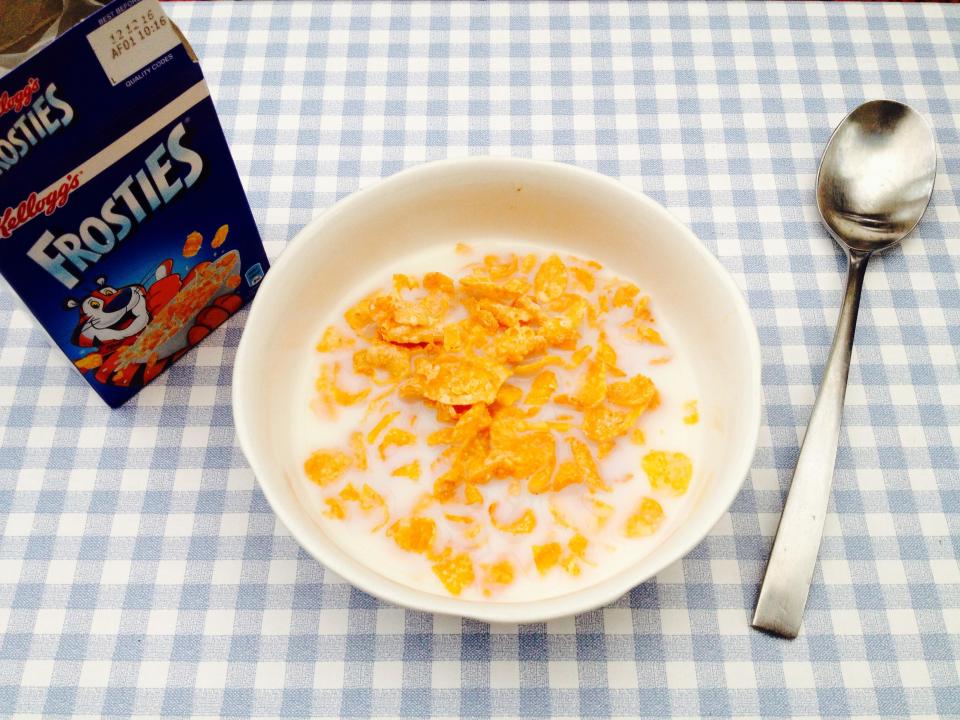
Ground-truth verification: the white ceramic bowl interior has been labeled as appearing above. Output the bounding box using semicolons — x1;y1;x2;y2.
233;158;761;623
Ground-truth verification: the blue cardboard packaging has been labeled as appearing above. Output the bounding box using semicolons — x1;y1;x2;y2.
0;0;269;407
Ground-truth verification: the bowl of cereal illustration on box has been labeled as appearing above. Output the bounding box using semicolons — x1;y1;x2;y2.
68;226;245;388
234;158;761;622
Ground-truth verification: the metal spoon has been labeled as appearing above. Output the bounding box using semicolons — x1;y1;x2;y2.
752;100;937;639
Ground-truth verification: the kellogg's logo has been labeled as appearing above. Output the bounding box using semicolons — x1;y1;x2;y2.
0;77;41;118
0;173;81;239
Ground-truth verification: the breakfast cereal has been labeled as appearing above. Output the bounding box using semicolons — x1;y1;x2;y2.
292;243;701;601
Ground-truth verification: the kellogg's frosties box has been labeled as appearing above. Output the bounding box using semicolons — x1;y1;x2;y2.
0;0;269;407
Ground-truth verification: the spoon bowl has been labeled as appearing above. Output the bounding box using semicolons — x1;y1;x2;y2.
816;99;937;253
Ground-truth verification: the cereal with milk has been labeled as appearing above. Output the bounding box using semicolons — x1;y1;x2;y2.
294;243;700;601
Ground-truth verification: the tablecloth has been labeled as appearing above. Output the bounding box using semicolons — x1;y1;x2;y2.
1;1;958;717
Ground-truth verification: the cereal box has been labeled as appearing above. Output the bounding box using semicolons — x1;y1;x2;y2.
0;0;269;407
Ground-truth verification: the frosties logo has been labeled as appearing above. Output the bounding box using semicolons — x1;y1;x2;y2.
0;79;75;181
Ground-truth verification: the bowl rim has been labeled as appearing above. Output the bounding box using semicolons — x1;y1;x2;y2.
233;157;762;623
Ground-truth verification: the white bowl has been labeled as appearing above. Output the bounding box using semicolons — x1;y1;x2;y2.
233;158;761;623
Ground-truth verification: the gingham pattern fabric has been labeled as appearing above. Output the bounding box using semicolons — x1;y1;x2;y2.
1;1;957;717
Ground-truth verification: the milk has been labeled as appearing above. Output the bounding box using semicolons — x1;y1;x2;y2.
290;242;701;601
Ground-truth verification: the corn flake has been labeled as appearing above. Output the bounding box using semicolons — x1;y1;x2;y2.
433;434;491;501
567;437;608;491
569;346;592;367
353;342;410;381
560;555;581;576
75;353;103;371
568;533;588;559
393;273;419;292
534;254;567;301
525;371;557;406
379;428;416;459
374;294;448;343
388;517;436;554
211;224;229;248
423;271;454;294
611;282;639;308
443;403;492;447
182;231;202;258
483;253;519;279
485;560;515;585
513;355;565;376
495;383;524;407
344;291;380;331
488;503;537;534
482;300;534;328
489;414;556;479
460;275;528;302
304;449;351;486
340;482;386;514
642;451;693;496
634;295;653;322
367;411;399;444
539;316;579;348
552;460;582;491
583;404;639;444
414;354;510;405
350;431;367;470
391;460;421;480
533;542;562;574
316;363;370;409
573;360;607;408
492;326;547;363
625;497;665;537
607;374;658;410
632;326;665;346
432;552;475;595
444;513;473;525
324;497;346;520
571;266;595;292
596;333;625;376
465;484;484;505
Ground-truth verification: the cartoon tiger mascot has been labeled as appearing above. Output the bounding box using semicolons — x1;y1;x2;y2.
66;258;241;387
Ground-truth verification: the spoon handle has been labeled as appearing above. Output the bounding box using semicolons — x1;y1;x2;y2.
753;250;870;638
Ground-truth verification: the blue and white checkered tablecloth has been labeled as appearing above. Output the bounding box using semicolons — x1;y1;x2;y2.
1;1;958;717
